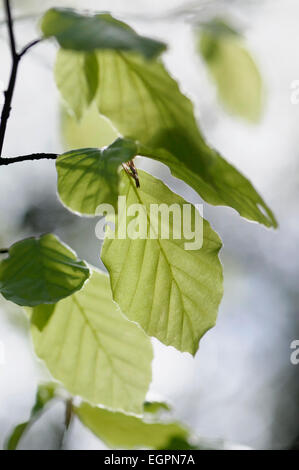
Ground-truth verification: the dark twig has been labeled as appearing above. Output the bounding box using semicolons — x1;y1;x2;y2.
0;248;8;254
0;56;19;156
19;38;42;58
0;0;19;156
0;153;58;165
122;160;140;188
4;0;16;58
59;398;73;450
65;398;73;430
0;1;43;156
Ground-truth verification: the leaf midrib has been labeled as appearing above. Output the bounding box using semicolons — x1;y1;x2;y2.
126;173;196;349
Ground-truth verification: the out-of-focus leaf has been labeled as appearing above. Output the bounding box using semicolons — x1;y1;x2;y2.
199;18;240;38
41;8;166;59
56;138;137;215
197;20;263;122
55;49;98;120
159;436;198;450
143;402;171;415
95;51;276;228
31;270;153;414
6;423;28;451
101;170;223;355
6;383;56;450
0;234;90;306
31;382;57;414
31;304;55;331
75;402;189;449
61;103;118;150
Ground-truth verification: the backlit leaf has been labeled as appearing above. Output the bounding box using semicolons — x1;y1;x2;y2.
41;8;166;59
56;138;137;215
61;103;118;150
198;20;263;122
0;234;89;306
94;51;276;228
31;269;153;414
76;402;189;449
55;49;98;120
101;170;223;355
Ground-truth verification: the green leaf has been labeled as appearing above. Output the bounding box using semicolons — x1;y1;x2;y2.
199;18;240;38
6;383;56;450
101;170;223;355
31;382;57;414
31;269;153;414
41;8;166;59
55;49;98;120
94;51;276;228
61;102;118;150
159;436;198;450
6;423;28;451
75;402;189;449
56;138;137;215
143;402;171;415
31;304;55;331
0;234;90;306
198;21;263;122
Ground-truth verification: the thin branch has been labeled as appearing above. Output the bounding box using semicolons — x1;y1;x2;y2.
19;38;43;58
65;398;73;430
59;398;73;450
0;55;19;156
4;0;16;58
0;248;8;254
0;0;20;155
0;1;43;156
0;153;58;165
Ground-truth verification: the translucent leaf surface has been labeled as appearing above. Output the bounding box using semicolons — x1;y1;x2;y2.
102;170;223;355
0;234;89;306
31;270;153;414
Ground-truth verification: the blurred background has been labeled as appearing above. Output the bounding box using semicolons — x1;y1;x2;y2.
0;0;298;450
